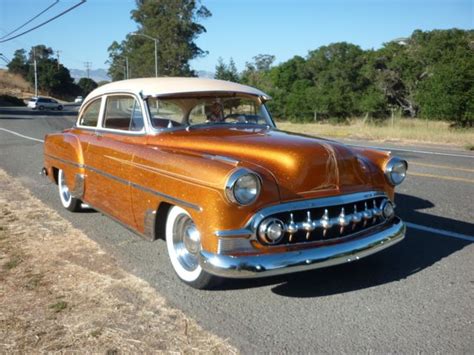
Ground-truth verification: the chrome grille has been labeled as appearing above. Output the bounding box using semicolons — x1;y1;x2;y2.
257;196;391;245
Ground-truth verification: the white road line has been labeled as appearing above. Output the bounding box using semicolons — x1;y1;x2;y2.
0;127;44;143
406;222;474;242
347;143;474;159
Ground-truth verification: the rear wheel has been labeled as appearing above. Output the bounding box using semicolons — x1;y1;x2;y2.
57;105;63;111
165;205;220;289
58;169;82;212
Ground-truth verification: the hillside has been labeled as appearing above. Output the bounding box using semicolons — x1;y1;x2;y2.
0;69;34;99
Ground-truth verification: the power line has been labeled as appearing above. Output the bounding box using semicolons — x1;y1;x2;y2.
0;0;59;40
0;0;87;44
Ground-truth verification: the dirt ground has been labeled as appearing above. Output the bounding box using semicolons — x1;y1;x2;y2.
0;169;237;353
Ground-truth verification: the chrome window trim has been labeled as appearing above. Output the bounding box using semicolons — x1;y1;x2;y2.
76;96;104;128
100;93;147;135
144;93;276;135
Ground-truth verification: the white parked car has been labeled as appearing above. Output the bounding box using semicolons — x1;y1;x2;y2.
27;97;63;110
74;96;83;104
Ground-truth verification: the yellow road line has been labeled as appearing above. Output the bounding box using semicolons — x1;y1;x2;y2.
409;161;474;173
410;172;474;184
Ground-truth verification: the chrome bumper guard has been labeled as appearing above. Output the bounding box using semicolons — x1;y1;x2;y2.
199;217;405;278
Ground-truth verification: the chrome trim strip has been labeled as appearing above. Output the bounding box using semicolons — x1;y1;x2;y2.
71;174;85;199
200;218;405;278
202;154;239;166
45;154;84;169
215;229;253;238
143;209;157;241
45;154;202;212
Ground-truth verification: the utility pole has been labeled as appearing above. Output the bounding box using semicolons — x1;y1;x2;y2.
84;61;91;78
33;48;38;97
130;32;159;77
125;56;129;79
56;50;61;69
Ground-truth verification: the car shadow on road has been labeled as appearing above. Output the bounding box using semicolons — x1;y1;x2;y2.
219;193;472;296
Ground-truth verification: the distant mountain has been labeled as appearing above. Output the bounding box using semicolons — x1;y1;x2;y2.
70;68;110;83
196;70;214;79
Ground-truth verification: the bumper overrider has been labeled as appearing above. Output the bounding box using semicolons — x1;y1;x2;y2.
199;191;406;278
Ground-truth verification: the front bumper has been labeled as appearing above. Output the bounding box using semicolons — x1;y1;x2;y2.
199;217;405;278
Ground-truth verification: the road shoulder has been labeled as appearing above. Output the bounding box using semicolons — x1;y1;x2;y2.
0;168;236;353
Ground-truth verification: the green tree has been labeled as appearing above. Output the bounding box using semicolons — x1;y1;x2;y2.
305;42;366;118
15;44;80;99
107;0;211;80
214;57;239;82
77;77;98;97
7;49;29;77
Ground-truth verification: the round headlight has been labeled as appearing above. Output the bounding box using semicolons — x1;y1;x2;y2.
384;157;408;185
225;168;261;205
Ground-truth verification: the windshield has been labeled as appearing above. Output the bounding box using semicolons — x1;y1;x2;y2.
146;94;274;130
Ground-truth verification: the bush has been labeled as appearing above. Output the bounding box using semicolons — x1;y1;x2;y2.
0;95;26;107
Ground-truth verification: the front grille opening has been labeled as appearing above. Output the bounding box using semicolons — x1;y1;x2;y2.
257;197;390;246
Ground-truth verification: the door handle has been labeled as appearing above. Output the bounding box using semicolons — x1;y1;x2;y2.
94;131;102;138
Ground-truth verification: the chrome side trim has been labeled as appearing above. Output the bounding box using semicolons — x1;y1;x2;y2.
71;174;85;199
202;154;239;166
45;154;84;169
200;218;405;278
45;153;202;212
215;229;253;238
143;209;157;241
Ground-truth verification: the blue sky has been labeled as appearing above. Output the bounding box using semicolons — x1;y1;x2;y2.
0;0;472;74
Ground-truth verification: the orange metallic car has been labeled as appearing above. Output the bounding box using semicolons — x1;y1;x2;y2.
43;78;408;289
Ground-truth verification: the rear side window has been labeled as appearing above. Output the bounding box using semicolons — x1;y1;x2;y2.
103;95;144;132
79;99;101;127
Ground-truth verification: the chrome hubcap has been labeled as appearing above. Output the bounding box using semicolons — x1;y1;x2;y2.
172;213;200;272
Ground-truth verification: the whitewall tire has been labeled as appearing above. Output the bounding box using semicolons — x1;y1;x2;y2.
165;205;219;289
58;169;82;212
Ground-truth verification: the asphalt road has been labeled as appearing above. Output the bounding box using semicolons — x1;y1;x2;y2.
1;108;473;353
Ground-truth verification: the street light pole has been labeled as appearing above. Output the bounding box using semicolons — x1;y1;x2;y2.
154;39;158;77
130;32;159;77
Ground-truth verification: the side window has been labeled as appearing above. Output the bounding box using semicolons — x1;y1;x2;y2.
189;103;207;125
79;99;101;127
103;95;144;132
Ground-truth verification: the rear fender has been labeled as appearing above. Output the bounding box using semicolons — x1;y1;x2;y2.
44;132;86;197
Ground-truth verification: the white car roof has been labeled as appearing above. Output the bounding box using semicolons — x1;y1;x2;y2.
85;77;271;102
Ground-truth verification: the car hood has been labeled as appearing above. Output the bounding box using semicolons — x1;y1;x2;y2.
148;126;376;201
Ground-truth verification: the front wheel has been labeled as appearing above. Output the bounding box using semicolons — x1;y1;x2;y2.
57;105;63;111
165;205;220;289
58;169;82;212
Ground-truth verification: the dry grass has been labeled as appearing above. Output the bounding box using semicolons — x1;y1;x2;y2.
0;169;237;353
277;118;474;147
0;69;34;99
